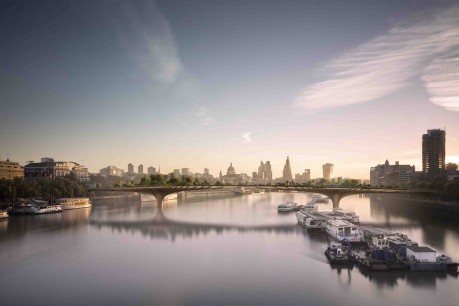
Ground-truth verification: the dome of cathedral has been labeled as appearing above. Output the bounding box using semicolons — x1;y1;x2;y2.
227;162;236;175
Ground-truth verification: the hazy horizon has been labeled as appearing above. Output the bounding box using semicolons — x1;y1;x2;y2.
1;0;458;180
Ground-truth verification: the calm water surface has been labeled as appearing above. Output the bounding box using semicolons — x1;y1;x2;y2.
1;193;458;306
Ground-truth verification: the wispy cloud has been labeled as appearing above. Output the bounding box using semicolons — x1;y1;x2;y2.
174;106;214;127
241;132;252;143
194;107;213;126
110;0;182;83
295;5;459;112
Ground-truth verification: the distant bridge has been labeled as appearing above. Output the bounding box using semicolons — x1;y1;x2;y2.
90;185;433;208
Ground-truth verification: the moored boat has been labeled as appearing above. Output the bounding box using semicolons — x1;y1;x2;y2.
7;203;36;215
311;194;329;203
234;187;252;195
332;208;360;224
325;241;354;265
296;210;328;230
0;210;8;219
31;205;63;214
277;201;297;212
56;197;92;210
326;219;364;244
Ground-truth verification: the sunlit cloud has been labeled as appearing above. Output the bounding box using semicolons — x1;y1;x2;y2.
295;5;459;112
111;0;182;83
446;155;459;164
241;132;252;143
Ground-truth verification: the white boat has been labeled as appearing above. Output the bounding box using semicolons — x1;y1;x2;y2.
7;203;36;215
234;187;252;195
332;208;360;224
140;193;177;202
312;194;329;203
296;210;328;230
303;201;318;211
0;210;8;219
31;205;63;214
56;198;92;210
277;201;297;212
326;219;363;243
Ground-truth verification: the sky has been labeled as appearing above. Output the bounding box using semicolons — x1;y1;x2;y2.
1;0;458;179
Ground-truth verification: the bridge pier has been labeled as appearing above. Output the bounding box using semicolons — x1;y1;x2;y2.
149;191;168;208
329;194;342;209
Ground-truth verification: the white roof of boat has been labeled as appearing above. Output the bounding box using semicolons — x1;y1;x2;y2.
407;245;436;253
362;227;393;236
327;219;355;227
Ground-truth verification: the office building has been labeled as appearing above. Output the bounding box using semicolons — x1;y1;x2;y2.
322;163;334;180
147;166;157;175
282;156;293;181
295;169;311;183
138;164;144;174
128;163;134;174
422;129;446;181
264;161;272;182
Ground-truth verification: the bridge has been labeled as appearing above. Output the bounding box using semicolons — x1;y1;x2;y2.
90;185;432;208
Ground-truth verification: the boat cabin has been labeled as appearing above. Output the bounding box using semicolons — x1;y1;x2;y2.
406;246;436;263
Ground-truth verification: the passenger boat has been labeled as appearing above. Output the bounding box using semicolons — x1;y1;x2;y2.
332;208;360;224
311;194;329;203
31;205;63;214
303;201;318;211
7;203;36;215
234;187;252;195
56;198;92;210
326;219;363;243
277;201;297;212
296;210;328;230
0;210;8;219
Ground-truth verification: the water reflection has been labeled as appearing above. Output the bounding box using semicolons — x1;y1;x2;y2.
357;267;455;289
90;203;301;241
0;208;91;244
1;193;458;305
368;194;459;250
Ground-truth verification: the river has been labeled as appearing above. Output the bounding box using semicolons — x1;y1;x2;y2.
0;192;458;306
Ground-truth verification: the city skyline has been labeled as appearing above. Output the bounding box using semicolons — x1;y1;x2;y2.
1;0;459;179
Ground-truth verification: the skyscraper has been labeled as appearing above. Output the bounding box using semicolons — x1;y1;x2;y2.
422;129;446;181
128;163;134;173
258;161;265;180
138;164;144;174
322;163;334;180
264;161;272;182
283;156;293;181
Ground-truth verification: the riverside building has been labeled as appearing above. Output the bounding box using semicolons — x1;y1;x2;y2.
0;158;24;180
370;160;415;187
99;166;124;177
24;157;89;182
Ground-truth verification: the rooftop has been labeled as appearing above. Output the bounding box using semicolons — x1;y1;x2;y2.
407;245;436;253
